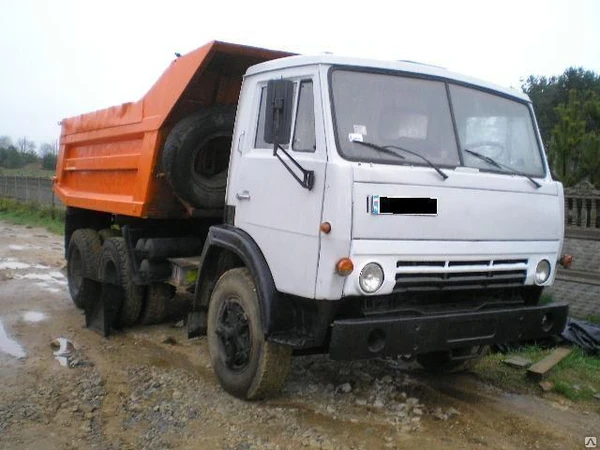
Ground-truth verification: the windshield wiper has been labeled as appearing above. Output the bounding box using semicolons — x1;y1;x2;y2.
351;139;448;181
464;149;541;189
385;145;448;180
351;139;405;159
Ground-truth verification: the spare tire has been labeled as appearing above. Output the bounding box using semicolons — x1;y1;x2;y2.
162;105;236;209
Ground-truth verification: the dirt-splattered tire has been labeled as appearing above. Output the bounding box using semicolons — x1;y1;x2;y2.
139;283;175;325
67;228;102;309
98;228;120;243
207;267;292;400
161;106;235;209
98;237;144;327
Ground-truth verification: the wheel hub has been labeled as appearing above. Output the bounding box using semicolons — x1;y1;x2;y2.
216;298;251;371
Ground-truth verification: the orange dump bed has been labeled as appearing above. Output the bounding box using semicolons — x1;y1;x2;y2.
55;41;292;218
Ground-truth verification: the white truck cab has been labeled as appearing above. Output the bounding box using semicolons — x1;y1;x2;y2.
229;55;563;300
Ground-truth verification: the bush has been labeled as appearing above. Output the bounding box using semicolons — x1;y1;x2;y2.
41;153;57;170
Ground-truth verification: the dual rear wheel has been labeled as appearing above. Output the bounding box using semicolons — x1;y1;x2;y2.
66;229;171;327
67;232;292;400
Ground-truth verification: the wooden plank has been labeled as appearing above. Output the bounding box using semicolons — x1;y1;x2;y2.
527;347;572;381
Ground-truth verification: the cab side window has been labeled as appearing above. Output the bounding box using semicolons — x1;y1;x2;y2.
254;80;315;152
292;80;316;152
254;87;280;148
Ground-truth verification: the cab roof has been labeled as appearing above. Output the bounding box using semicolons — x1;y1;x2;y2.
246;54;530;102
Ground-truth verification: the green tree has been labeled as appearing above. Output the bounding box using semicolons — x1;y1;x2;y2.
39;141;58;171
550;90;600;186
523;67;600;186
522;67;600;144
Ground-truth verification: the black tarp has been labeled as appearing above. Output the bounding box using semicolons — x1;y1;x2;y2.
561;317;600;356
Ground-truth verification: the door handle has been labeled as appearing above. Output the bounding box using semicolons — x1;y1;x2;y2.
236;190;251;201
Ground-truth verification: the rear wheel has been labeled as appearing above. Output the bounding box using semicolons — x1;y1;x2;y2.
207;267;292;400
98;238;144;327
139;283;175;325
98;227;120;243
67;229;102;309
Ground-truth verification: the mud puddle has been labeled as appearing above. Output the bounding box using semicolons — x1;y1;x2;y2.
0;319;26;358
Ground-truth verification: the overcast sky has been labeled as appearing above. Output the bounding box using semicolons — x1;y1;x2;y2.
1;0;599;147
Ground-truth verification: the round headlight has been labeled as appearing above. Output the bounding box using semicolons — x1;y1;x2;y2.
535;260;551;285
359;263;384;293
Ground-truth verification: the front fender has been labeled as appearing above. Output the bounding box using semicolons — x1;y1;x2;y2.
190;225;278;336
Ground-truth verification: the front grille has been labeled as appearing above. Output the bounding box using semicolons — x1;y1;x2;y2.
394;258;528;292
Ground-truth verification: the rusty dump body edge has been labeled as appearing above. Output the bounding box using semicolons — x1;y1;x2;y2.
55;41;293;218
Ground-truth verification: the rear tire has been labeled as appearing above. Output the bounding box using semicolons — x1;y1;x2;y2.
207;267;292;400
98;228;120;243
98;238;144;327
139;283;175;325
162;106;236;209
67;229;102;309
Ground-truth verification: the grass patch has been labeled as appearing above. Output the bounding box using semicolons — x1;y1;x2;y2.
473;345;600;403
0;198;64;235
0;163;55;178
584;315;600;325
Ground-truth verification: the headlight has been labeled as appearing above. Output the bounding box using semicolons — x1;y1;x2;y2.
535;260;551;285
359;263;384;293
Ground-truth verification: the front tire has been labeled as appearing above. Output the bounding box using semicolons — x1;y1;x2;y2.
207;267;291;400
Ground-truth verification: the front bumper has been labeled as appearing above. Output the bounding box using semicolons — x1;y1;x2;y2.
329;302;568;360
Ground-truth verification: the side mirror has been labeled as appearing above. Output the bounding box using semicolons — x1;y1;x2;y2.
264;79;294;145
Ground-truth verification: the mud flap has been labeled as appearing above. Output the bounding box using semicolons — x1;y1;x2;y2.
84;290;123;338
187;310;207;338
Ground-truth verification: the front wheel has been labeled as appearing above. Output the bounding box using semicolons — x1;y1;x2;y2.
207;267;291;400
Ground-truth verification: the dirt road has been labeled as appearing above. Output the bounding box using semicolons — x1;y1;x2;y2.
0;221;598;449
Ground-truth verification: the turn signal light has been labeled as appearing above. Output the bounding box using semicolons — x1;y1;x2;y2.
559;254;573;269
336;258;354;276
320;222;332;234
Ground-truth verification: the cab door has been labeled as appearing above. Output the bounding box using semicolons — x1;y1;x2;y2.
230;69;326;298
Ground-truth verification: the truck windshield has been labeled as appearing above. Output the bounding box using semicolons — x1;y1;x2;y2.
331;69;545;177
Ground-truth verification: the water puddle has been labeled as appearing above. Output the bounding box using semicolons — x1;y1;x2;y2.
15;273;67;286
23;311;47;323
0;260;30;270
0;319;26;359
0;258;50;270
36;283;62;293
8;245;26;251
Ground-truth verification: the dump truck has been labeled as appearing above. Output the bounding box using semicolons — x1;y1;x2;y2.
55;40;569;400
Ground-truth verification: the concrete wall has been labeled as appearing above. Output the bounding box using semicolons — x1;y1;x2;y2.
0;175;64;209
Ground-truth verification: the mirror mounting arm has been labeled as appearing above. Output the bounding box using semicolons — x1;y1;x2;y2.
273;143;315;190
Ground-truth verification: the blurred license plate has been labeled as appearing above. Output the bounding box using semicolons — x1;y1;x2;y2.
371;195;437;215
